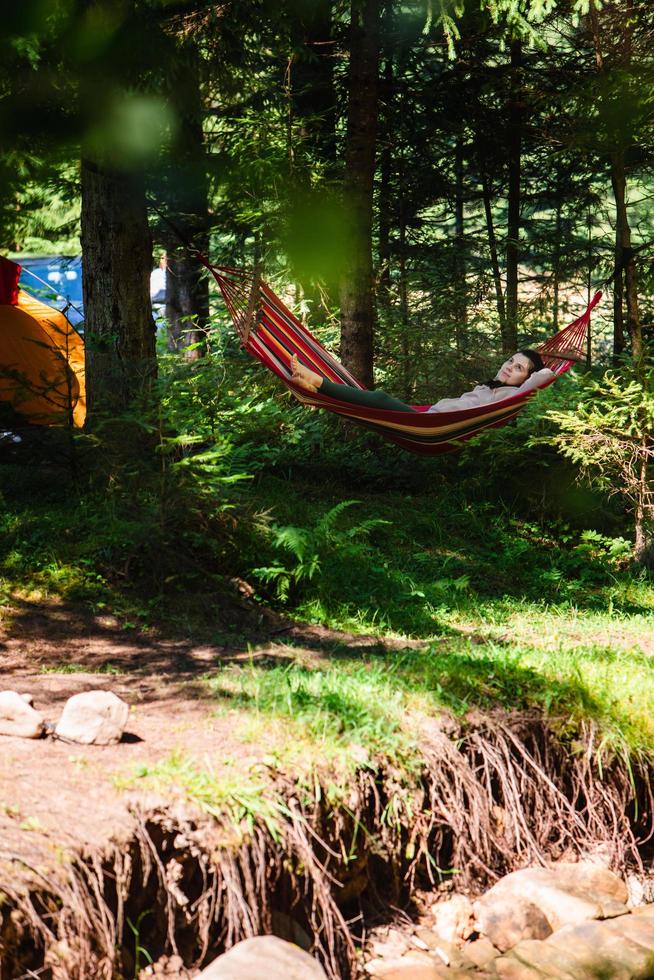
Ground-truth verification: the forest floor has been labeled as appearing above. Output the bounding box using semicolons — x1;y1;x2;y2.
2;582;653;874
0;593;421;867
3;454;654;977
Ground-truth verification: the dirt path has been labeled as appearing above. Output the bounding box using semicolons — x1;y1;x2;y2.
0;595;422;868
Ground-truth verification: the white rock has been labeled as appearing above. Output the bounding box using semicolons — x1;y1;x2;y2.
430;894;474;944
0;690;45;738
474;862;629;951
54;690;128;745
196;936;328;979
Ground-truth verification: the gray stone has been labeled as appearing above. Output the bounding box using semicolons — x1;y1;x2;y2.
546;920;646;979
498;912;654;980
495;938;581;978
474;862;629;944
196;936;328;979
364;953;447;978
430;894;474;944
409;932;469;968
461;937;501;968
0;690;45;738
550;861;628;912
603;911;654;963
54;690;128;745
632;904;654;918
474;897;552;952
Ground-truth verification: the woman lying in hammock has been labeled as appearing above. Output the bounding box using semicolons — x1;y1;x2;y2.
290;349;576;414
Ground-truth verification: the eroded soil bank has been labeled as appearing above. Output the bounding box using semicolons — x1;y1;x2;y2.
1;598;653;979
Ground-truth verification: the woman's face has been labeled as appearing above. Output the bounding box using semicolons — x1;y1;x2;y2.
495;353;532;386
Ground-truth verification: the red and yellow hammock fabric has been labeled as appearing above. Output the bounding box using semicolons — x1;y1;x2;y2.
212;264;600;457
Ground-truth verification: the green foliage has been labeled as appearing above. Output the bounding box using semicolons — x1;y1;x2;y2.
206;659;413;767
117;751;283;839
253;500;389;602
536;364;654;557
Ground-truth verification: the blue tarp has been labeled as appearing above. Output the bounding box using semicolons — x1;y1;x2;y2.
17;256;167;329
18;256;84;326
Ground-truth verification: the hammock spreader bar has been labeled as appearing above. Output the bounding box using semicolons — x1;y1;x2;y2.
209;261;600;456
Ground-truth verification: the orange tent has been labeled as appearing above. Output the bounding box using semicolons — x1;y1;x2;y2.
0;256;86;427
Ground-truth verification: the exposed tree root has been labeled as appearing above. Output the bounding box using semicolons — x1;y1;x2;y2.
1;712;652;979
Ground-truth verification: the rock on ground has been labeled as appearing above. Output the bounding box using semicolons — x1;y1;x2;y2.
54;690;129;745
473;861;629;951
195;936;328;979
0;690;45;738
494;904;654;980
430;894;475;944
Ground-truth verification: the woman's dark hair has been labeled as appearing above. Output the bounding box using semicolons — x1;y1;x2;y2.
485;348;545;388
519;348;545;376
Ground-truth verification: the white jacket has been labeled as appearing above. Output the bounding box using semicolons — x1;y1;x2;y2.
425;368;556;414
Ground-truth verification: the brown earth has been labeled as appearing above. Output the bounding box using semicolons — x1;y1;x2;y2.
0;594;424;870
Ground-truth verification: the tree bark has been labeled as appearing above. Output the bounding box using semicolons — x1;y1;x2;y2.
454;135;466;349
633;435;650;562
480;165;506;338
81;158;155;424
377;54;393;302
165;246;209;356
289;0;337;170
161;43;209;359
504;39;522;353
611;149;642;365
339;0;381;388
552;198;561;334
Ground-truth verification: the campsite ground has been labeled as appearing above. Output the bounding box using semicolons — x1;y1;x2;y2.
2;582;653;870
0;594;420;864
2;454;654;977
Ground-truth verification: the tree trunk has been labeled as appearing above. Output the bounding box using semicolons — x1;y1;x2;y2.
480;165;506;337
586;203;593;369
165;246;209;356
398;184;410;401
161;44;209;359
552;199;561;333
290;0;337;170
634;435;653;565
377;54;393;302
504;39;522;353
339;0;381;388
454;135;466;349
81;158;154;424
287;0;337;315
611;149;642;365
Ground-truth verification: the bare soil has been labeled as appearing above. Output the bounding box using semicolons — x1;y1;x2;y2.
0;594;422;869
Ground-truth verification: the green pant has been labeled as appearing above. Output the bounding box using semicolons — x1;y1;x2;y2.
319;378;416;413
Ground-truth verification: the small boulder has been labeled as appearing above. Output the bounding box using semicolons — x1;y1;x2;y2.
474;898;552;953
461;937;501;969
54;690;128;745
474;862;629;948
430;894;474;945
0;690;45;738
364;953;446;978
196;936;328;979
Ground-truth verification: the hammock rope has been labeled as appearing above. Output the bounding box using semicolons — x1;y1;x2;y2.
210;262;601;456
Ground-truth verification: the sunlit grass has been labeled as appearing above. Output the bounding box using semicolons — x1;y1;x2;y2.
114;751;283;840
200;629;654;766
205;659;418;772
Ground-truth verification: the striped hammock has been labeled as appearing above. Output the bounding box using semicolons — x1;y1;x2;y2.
211;263;601;456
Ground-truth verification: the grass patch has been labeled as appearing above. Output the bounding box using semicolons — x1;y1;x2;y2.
39;662;123;675
115;751;283;840
199;631;654;770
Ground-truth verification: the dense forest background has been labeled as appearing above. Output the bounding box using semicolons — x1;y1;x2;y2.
1;0;653;613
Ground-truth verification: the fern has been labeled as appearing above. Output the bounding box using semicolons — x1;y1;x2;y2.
253;501;390;603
